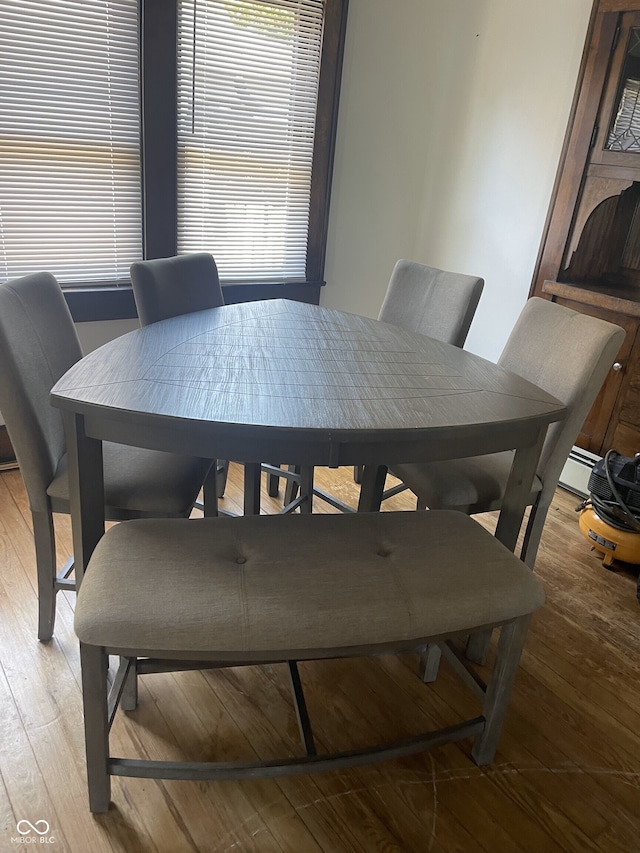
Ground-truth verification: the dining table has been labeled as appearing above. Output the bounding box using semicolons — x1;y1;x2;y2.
50;298;566;579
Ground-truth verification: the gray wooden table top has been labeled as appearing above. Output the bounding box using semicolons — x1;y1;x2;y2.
51;299;565;466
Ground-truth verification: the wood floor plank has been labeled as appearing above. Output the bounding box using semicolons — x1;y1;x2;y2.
316;654;569;853
227;662;482;853
0;659;72;850
133;671;292;853
203;665;380;853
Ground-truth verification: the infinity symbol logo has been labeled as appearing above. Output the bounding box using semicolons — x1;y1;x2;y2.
16;820;50;836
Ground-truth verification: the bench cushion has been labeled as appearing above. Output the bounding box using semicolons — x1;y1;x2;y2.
74;511;544;657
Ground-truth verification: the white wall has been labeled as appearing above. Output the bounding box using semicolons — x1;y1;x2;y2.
322;0;593;361
75;319;139;354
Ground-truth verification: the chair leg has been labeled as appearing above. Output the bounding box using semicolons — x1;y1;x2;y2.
353;464;363;484
357;465;388;512
216;460;229;499
298;467;314;514
287;661;316;756
202;466;219;517
284;465;300;506
32;510;57;643
120;658;138;711
472;616;530;765
267;465;281;497
418;644;442;682
244;463;262;515
520;497;549;569
79;643;111;813
465;630;491;665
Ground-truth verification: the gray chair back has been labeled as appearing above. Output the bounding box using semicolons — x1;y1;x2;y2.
0;273;83;512
498;297;625;490
378;260;484;347
130;253;224;326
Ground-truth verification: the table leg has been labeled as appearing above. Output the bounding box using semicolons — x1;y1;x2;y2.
357;465;388;513
62;411;105;585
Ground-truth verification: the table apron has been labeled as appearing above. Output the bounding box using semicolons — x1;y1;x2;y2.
82;411;552;467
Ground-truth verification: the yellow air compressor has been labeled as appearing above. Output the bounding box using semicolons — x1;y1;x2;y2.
577;450;640;569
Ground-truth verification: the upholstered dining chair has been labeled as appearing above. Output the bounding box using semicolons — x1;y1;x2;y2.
130;253;231;499
132;253;284;510
0;272;212;642
129;252;224;326
391;297;625;569
284;260;486;510
339;261;485;498
378;259;485;345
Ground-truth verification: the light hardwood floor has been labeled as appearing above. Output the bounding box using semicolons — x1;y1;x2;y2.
0;463;639;852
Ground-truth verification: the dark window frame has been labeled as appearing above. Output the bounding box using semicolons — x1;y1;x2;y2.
65;0;348;322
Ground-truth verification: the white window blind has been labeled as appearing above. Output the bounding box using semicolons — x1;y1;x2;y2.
0;0;141;285
177;0;324;282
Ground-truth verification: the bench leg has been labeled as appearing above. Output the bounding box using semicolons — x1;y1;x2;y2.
472;615;530;765
80;643;111;813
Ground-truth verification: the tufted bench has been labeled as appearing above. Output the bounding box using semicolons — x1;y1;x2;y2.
75;510;544;812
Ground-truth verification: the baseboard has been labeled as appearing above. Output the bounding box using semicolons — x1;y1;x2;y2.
558;447;600;498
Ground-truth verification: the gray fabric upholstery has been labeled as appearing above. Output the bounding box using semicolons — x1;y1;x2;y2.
0;271;211;640
0;272;210;518
391;298;625;565
48;443;208;518
350;259;484;491
498;298;622;481
393;452;542;516
378;260;484;347
130;253;223;327
75;511;544;654
0;272;82;513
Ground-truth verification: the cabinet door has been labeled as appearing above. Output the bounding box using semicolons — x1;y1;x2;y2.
592;11;640;168
603;322;640;453
554;296;636;454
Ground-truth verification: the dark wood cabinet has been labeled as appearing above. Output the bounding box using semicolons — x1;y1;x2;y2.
532;0;640;457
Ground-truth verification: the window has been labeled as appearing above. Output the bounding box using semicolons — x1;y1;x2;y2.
0;0;141;285
177;0;324;282
0;0;347;317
